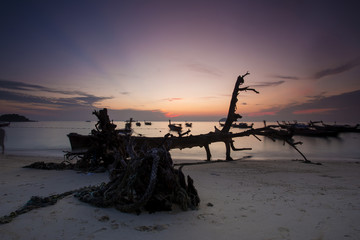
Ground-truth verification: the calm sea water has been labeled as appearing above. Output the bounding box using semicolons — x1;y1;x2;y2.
2;121;360;162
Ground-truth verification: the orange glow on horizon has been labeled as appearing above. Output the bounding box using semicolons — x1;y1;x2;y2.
165;112;181;118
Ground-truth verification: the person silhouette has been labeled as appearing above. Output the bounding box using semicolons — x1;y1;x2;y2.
0;128;5;154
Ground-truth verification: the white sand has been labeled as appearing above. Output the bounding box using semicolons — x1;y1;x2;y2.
0;154;359;240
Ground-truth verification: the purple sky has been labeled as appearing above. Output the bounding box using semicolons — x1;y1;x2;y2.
1;0;360;122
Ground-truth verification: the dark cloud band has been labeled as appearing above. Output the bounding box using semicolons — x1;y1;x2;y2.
0;79;112;108
313;58;360;80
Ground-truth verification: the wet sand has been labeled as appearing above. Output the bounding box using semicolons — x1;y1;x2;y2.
0;154;359;240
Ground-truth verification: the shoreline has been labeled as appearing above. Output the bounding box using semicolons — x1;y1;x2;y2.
3;150;360;164
1;154;359;240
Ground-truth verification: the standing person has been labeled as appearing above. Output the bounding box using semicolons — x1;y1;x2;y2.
0;128;5;154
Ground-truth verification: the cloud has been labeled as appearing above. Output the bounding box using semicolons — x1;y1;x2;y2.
293;108;337;115
0;88;111;108
107;109;168;121
200;96;218;99
0;79;47;91
271;75;300;80
120;91;130;95
240;89;360;122
0;79;112;114
312;58;360;80
186;63;222;77
246;111;277;117
65;94;111;106
162;98;183;102
251;89;360;122
0;79;84;96
250;81;285;88
165;112;181;118
0;79;112;103
0;90;52;105
305;91;327;101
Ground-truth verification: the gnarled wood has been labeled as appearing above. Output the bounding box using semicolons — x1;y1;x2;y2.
221;72;259;133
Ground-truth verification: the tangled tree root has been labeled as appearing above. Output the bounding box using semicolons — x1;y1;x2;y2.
75;147;200;214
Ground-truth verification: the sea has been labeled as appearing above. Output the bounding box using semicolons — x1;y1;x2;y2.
2;121;360;162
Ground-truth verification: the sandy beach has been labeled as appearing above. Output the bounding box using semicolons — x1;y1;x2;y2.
0;154;359;240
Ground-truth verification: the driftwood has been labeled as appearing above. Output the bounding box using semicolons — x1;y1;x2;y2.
75;147;199;213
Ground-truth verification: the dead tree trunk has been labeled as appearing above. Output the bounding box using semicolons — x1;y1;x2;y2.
222;73;247;133
221;72;259;133
220;72;259;160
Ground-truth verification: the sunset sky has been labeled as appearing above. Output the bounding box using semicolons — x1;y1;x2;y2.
1;0;360;122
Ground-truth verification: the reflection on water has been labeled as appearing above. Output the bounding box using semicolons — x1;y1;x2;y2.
3;121;360;161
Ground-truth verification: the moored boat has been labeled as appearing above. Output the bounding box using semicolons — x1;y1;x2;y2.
168;120;182;132
321;122;360;133
232;122;253;128
219;121;253;129
278;121;338;137
185;122;192;127
67;132;93;152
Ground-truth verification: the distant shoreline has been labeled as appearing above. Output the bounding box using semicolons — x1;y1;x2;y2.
0;113;36;122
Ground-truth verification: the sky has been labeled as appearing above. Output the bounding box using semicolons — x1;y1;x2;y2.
1;0;360;122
